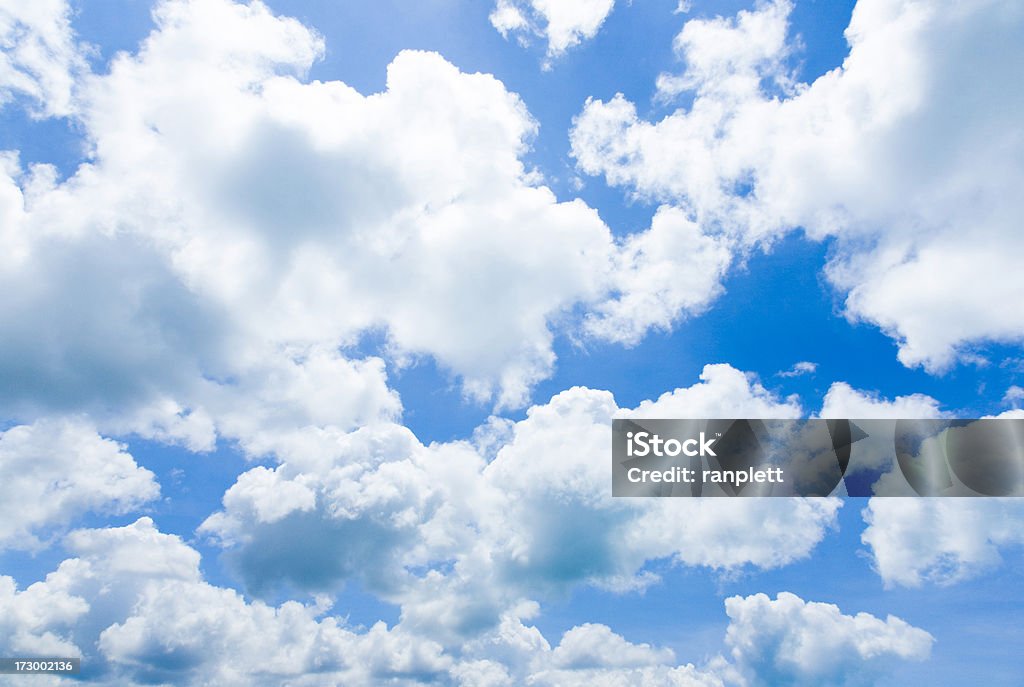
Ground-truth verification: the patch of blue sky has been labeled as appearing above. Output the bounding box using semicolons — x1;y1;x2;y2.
0;106;84;179
70;0;156;66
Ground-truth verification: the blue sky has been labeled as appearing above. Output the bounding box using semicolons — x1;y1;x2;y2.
1;1;1023;685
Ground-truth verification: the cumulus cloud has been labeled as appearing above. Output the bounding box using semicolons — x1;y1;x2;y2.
490;0;615;63
550;623;675;669
0;419;158;550
199;422;488;600
818;381;951;496
0;518;198;663
0;0;86;116
1;525;933;687
99;582;455;687
0;0;735;445
862;499;1024;588
725;591;933;686
819;383;946;419
0;4;986;681
633;363;802;419
584;205;732;345
571;0;1024;371
0;518;666;686
0;518;456;687
78;0;609;412
200;363;838;642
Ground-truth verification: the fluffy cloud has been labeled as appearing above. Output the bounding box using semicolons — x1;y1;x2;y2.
632;363;802;419
571;0;1024;371
0;419;158;550
1;526;933;687
0;0;86;116
549;623;675;669
98;582;454;687
584;205;732;345
819;383;945;420
862;499;1024;588
490;0;615;63
0;0;735;445
200;363;838;641
0;518;455;687
199;422;488;599
819;381;950;496
725;592;933;686
84;0;607;411
0;518;661;686
0;518;199;663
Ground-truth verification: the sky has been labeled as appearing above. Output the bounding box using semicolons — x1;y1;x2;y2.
0;0;1023;685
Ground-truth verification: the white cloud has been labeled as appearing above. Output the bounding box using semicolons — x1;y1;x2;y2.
71;0;619;411
1004;385;1024;406
0;518;456;687
633;363;802;419
819;382;945;419
655;0;794;102
0;518;198;663
99;582;455;687
459;592;933;686
201;363;838;642
0;0;86;116
0;573;86;659
819;382;949;496
0;0;741;464
490;0;615;63
862;499;1024;588
584;205;732;345
778;361;816;377
0;3;983;683
550;623;675;669
199;422;488;599
0;517;684;686
571;0;1024;372
725;591;933;686
1;526;934;687
0;419;158;550
0;0;731;440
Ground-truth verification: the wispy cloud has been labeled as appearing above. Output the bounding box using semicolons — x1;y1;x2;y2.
777;361;818;378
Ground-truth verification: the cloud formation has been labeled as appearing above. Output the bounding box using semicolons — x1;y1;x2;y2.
862;499;1024;588
1;3;1011;683
490;0;615;64
200;363;838;642
0;419;158;551
0;0;86;116
819;383;945;420
0;0;733;444
725;592;933;686
0;518;933;687
571;0;1024;371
